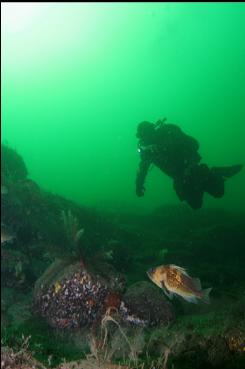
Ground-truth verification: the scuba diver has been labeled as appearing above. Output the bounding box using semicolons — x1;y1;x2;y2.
136;119;243;209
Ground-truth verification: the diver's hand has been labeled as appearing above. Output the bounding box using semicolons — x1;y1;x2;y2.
136;186;145;197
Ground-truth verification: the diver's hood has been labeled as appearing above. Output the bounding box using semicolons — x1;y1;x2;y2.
136;121;155;139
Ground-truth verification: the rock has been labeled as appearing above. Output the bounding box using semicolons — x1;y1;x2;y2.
1;289;32;331
206;335;230;367
121;281;174;327
34;259;126;329
1;345;45;369
1;145;28;182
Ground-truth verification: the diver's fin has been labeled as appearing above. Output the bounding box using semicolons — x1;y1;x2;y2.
192;278;202;291
201;287;212;304
211;165;243;179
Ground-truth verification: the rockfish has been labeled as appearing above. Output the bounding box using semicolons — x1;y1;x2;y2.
147;264;212;304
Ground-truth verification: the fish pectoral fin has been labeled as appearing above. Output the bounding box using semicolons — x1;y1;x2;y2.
168;291;174;300
163;288;173;300
161;282;173;300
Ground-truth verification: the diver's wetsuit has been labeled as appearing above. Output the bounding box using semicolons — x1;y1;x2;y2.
136;123;237;209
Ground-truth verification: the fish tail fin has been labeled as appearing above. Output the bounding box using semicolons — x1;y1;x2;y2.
202;287;212;304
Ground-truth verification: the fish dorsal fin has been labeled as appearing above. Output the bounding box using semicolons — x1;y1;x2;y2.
192;278;202;291
170;264;189;276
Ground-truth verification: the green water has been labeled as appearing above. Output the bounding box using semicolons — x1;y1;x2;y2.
2;2;245;213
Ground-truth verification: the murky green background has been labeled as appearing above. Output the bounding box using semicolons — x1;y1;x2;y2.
2;2;245;212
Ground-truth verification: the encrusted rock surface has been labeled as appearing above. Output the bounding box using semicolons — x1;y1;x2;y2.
121;281;175;327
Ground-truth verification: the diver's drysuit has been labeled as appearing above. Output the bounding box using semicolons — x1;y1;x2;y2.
136;121;242;209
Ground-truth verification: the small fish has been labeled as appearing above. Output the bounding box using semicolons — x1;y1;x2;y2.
147;264;212;304
1;225;15;245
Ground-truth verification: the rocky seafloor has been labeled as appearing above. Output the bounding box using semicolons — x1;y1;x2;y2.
1;144;245;369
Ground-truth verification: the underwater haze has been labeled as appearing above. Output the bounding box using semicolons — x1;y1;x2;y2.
2;2;245;213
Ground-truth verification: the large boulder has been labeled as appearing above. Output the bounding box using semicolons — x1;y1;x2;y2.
34;259;126;329
120;281;175;327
